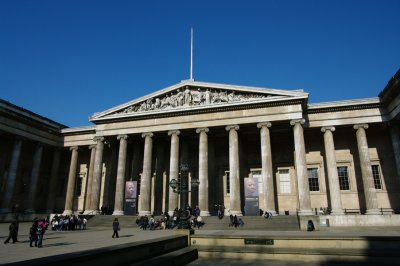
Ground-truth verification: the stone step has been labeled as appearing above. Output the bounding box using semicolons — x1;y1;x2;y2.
85;215;300;231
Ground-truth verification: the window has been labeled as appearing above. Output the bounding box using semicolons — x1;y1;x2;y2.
371;165;382;190
307;168;320;192
279;169;291;193
337;166;350;190
225;171;230;194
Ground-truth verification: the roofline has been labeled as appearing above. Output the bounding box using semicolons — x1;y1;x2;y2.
0;98;68;130
61;125;96;134
307;97;380;110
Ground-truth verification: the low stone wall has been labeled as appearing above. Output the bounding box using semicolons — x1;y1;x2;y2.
322;214;400;227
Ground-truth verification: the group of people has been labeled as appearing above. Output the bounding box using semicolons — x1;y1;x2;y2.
229;214;244;228
29;217;47;248
50;214;87;231
133;205;205;231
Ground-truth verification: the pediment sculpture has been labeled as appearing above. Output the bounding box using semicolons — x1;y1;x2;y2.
117;87;272;114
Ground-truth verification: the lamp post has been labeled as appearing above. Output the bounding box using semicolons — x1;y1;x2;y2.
169;163;199;229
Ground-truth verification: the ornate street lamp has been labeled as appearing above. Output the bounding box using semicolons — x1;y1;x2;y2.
169;163;199;229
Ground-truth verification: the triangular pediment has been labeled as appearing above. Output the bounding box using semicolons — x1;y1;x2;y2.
90;80;308;122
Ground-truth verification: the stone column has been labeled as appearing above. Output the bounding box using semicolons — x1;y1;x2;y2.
354;124;380;214
83;145;96;214
257;122;276;215
321;127;344;215
225;125;242;216
0;136;23;213
89;137;105;214
389;123;400;180
113;135;128;215
25;143;44;213
46;148;61;213
139;132;153;216
168;130;180;215
197;127;210;216
290;119;313;215
63;146;79;215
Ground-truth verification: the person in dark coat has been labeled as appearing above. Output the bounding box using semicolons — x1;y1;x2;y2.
4;221;18;244
29;219;39;247
112;218;120;238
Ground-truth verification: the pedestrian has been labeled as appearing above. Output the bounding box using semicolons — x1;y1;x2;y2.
37;218;46;248
112;218;120;238
29;219;38;247
4;221;18;244
82;217;87;230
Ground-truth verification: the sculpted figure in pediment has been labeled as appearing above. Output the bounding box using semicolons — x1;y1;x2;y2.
205;89;211;105
184;87;192;105
176;89;184;106
114;86;275;115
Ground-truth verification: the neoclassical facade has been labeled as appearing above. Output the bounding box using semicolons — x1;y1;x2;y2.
1;70;400;224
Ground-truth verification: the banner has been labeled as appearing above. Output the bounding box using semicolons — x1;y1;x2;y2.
244;177;259;216
125;181;137;215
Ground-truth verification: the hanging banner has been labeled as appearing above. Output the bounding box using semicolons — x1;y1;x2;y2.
124;181;137;215
244;177;259;216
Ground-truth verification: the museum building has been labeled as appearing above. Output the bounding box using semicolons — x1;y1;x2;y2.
1;70;399;225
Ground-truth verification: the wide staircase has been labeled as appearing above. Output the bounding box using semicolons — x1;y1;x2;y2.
85;214;300;231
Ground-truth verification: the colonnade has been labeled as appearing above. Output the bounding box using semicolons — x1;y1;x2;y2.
1;120;396;216
60;120;389;216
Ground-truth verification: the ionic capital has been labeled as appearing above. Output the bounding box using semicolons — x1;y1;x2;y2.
290;119;305;126
141;132;154;138
321;126;335;133
196;127;209;134
93;136;105;142
89;145;96;150
69;146;79;152
225;125;239;131
257;122;272;129
353;124;369;130
168;130;181;136
117;134;129;141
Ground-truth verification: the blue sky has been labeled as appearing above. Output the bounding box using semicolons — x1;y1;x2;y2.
1;0;399;127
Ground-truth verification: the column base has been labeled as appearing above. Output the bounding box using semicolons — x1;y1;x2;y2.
200;211;211;217
83;210;98;215
266;210;277;216
297;209;314;216
112;210;125;216
229;210;243;216
365;209;382;215
138;210;151;216
63;210;73;216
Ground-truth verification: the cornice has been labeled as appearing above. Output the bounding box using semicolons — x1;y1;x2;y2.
306;98;382;114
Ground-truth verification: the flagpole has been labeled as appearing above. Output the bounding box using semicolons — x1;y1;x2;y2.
190;27;193;80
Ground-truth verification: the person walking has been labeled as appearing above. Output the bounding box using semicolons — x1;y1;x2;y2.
112;218;120;238
4;221;18;244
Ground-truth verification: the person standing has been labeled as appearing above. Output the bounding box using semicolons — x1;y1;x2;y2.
4;221;18;244
112;218;120;238
37;218;46;248
29;219;38;247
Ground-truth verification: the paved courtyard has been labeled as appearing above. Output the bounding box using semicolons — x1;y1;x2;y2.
1;221;400;265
